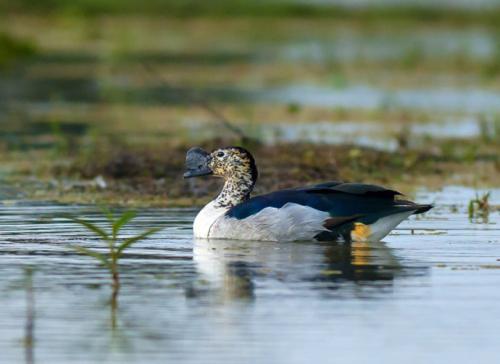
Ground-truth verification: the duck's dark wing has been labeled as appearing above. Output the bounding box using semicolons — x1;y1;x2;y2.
228;182;404;220
301;181;402;197
226;182;432;240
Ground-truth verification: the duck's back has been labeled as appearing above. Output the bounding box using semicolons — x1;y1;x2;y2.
207;182;431;242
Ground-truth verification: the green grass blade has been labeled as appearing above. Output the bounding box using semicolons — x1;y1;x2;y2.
112;210;137;239
71;245;111;269
101;206;115;224
64;216;109;240
116;227;162;257
468;200;475;219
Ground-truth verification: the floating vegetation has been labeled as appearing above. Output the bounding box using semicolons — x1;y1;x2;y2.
64;209;162;322
468;192;491;223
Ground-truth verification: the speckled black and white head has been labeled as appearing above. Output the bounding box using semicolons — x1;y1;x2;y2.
184;146;258;208
208;147;258;181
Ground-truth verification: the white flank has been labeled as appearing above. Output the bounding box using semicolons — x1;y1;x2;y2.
209;202;330;241
193;200;417;242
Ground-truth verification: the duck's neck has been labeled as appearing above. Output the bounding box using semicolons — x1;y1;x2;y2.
214;172;255;208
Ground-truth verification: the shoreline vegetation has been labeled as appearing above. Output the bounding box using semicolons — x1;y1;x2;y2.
1;134;498;207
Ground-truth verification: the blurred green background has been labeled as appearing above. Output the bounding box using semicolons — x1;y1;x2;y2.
0;0;499;205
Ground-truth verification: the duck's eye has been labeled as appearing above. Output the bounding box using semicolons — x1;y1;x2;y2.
216;151;225;158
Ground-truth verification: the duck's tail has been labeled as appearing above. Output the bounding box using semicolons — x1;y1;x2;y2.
396;200;433;215
413;204;433;214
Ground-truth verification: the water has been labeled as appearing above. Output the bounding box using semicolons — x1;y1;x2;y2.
260;85;500;113
7;82;500;112
0;187;499;363
252;117;492;151
279;29;496;63
185;116;496;151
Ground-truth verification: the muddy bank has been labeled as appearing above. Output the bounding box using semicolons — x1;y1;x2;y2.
2;136;497;206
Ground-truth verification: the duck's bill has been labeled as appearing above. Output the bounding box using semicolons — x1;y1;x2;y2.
183;147;213;178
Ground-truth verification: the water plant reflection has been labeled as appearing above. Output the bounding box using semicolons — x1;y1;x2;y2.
23;267;35;364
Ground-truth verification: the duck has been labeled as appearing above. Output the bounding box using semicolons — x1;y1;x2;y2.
184;146;432;242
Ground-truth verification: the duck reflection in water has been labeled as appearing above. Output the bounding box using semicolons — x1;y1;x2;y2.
190;238;425;302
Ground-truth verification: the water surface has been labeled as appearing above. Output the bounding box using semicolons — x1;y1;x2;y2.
0;187;499;363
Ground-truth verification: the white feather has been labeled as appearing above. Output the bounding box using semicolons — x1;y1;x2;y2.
193;200;416;242
193;201;229;238
209;202;330;241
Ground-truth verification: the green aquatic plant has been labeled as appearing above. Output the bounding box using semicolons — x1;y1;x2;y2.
468;192;491;223
65;210;162;304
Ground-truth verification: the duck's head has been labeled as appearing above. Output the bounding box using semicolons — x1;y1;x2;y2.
184;146;258;182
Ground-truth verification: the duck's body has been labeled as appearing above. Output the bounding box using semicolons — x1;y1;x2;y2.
184;147;432;242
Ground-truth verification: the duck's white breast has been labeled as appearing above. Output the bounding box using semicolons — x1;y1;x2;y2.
193;201;229;238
